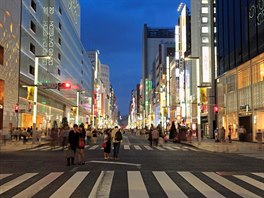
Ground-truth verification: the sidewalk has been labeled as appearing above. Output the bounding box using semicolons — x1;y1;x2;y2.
0;139;49;152
181;138;263;153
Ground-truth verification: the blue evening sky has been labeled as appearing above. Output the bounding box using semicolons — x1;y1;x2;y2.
79;0;190;115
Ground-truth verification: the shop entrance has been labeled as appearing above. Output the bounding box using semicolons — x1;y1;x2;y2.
239;115;252;142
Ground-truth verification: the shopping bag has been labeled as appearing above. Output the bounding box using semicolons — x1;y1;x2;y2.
64;148;74;158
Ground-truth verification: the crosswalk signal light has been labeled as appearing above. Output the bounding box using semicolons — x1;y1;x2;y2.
214;105;219;114
58;82;71;91
15;104;19;113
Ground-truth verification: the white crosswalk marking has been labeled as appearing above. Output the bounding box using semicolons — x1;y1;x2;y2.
234;175;264;191
134;145;142;150
162;146;175;151
89;145;99;150
239;153;264;160
179;171;225;198
172;145;188;151
144;145;154;150
50;171;89;198
252;172;264;178
156;146;165;150
0;173;38;194
89;171;114;198
127;171;149;198
0;174;12;180
0;171;263;197
124;145;130;150
203;172;261;198
13;172;63;198
153;171;188;198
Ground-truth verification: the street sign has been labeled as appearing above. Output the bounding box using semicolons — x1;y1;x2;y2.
41;83;58;89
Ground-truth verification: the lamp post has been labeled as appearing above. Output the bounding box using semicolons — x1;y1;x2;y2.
185;57;201;145
32;55;50;143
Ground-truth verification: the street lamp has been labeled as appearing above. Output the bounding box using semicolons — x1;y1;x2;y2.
185;56;201;145
32;55;50;143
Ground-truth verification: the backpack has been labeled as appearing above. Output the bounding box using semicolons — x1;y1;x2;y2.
115;130;123;141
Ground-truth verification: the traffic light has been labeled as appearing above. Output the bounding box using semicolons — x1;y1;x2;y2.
214;105;219;114
15;104;19;113
58;82;71;90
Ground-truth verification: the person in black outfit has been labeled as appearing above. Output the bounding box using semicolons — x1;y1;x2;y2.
67;124;79;166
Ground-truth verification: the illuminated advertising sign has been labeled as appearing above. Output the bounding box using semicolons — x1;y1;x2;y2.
202;46;211;83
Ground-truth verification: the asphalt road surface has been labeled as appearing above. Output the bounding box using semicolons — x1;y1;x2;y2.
0;133;263;198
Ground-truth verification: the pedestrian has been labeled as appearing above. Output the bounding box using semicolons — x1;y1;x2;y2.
228;127;232;143
92;128;97;144
220;126;226;142
103;129;111;160
151;127;159;146
238;125;246;141
170;121;177;141
112;126;122;160
67;124;79;166
86;125;92;145
214;128;219;142
148;124;154;146
187;127;192;143
61;125;70;148
77;124;86;165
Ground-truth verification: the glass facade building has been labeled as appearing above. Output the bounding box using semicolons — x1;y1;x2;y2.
18;0;92;130
216;0;264;142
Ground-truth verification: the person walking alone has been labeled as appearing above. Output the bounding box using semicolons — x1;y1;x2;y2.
103;129;111;160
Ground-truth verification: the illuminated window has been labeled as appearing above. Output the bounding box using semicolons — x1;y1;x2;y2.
202;17;208;23
30;21;36;33
226;75;235;92
202;7;208;13
202;0;208;4
202;27;209;33
31;0;36;12
238;64;250;89
0;45;3;65
252;61;264;83
202;37;209;43
30;43;35;54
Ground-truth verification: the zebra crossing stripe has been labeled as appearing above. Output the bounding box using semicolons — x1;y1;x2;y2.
127;171;149;198
252;172;264;178
156;146;165;150
0;174;12;180
124;145;130;150
172;146;187;151
89;171;114;198
50;171;89;198
89;145;99;150
53;146;63;151
162;146;174;151
30;145;50;151
234;175;264;191
179;172;224;198
153;171;188;198
0;173;38;194
13;172;63;198
144;145;154;150
203;172;261;198
134;145;142;150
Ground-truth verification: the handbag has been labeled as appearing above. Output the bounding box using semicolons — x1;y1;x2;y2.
102;142;106;148
64;148;74;158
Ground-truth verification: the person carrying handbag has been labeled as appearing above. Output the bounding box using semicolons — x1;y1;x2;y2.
77;124;86;165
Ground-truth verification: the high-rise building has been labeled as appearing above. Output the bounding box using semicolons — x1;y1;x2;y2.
216;0;264;142
0;1;21;131
142;24;174;127
1;0;93;132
